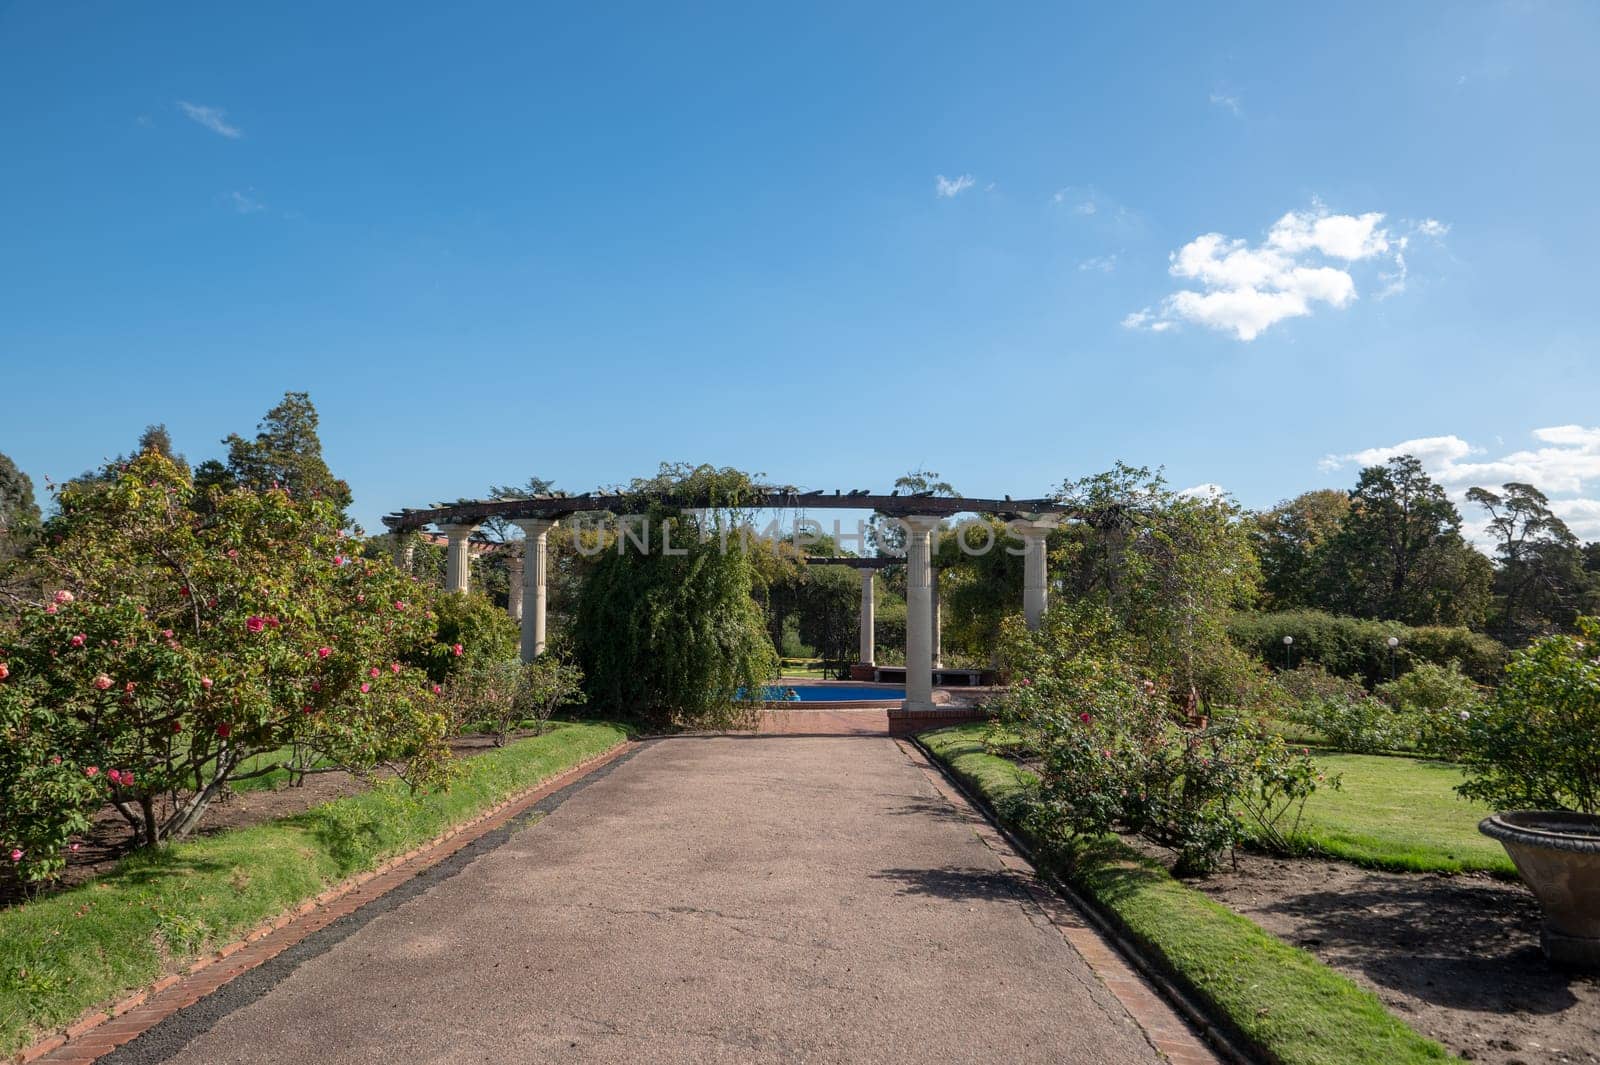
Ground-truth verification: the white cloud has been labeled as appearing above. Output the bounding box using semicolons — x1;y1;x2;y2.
1319;426;1600;545
1178;482;1227;500
178;101;241;139
1125;205;1447;341
1078;254;1118;273
1209;90;1242;115
935;174;975;198
230;190;265;214
1416;218;1450;238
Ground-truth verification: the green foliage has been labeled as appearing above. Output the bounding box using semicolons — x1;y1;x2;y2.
572;465;779;728
919;725;1453;1065
1312;455;1492;627
1229;609;1506;685
1455;617;1600;814
0;452;453;881
424;591;520;682
1375;661;1485;758
1468;482;1594;645
1281;688;1418;755
0;451;40;552
0;723;626;1056
446;652;585;746
935;517;1023;666
1253;489;1350;610
993;607;1326;874
220;392;353;522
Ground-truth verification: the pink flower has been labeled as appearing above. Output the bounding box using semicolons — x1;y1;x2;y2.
92;673;113;691
333;555;345;566
179;586;190;598
84;766;99;777
360;683;371;694
201;677;213;690
431;684;442;695
160;629;173;639
1079;712;1092;724
266;615;280;628
227;548;239;559
70;843;79;852
8;849;19;862
45;604;57;615
216;723;232;739
171;720;183;733
108;769;123;785
0;663;8;681
246;615;266;634
452;643;464;657
311;680;322;692
301;705;313;715
393;601;406;611
124;681;136;693
50;755;61;765
54;590;75;605
1018;678;1031;687
317;646;332;659
390;662;400;674
369;667;381;679
69;633;86;647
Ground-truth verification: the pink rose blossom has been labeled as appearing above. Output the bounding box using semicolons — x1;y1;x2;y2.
45;604;58;614
108;769;122;785
369;667;381;678
8;849;20;862
431;684;442;695
227;548;238;559
0;663;8;681
246;615;266;634
1079;712;1092;724
69;633;86;648
360;683;371;693
390;662;400;674
92;674;113;690
85;766;99;777
70;843;80;852
317;647;332;659
54;590;75;605
216;723;232;738
452;643;464;657
201;677;213;690
393;601;406;611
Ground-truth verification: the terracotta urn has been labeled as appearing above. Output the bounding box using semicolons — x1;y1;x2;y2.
1480;810;1600;968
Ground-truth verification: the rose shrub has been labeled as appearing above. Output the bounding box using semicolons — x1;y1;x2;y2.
1454;617;1600;814
995;607;1328;875
0;452;454;883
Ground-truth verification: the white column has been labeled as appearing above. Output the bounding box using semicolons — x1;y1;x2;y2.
513;518;556;661
931;568;943;669
506;553;524;621
858;568;876;666
1017;521;1054;631
440;523;478;594
902;516;941;711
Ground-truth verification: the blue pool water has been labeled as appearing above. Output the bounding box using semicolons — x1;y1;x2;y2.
759;684;905;702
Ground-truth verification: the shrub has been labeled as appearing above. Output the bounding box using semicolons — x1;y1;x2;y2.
1229;609;1506;685
995;606;1327;874
1376;661;1485;759
1281;690;1419;754
0;453;453;883
422;590;520;683
1455;617;1600;814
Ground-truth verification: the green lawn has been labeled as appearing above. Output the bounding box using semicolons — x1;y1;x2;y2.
919;724;1456;1065
1292;753;1515;877
0;722;629;1057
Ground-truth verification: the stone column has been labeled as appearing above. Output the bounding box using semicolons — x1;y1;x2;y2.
931;568;943;669
391;531;415;574
902;516;941;711
440;523;479;595
1016;521;1054;631
506;552;524;621
858;568;876;667
513;518;557;662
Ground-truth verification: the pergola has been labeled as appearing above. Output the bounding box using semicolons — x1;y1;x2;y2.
382;489;1071;711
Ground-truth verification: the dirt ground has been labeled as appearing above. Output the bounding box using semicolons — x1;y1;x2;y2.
1195;851;1600;1064
2;731;542;907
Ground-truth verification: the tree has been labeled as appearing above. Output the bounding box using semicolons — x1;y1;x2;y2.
0;452;451;879
1468;482;1590;644
1253;489;1350;609
1314;455;1492;627
871;468;957;556
223;392;353;522
570;464;778;728
0;450;40;553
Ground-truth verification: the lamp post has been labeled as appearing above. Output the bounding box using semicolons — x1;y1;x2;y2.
1387;635;1400;681
1283;634;1294;670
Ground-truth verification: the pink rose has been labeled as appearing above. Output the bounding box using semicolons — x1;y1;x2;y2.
393;601;406;611
431;684;442;695
333;555;344;566
160;629;173;639
216;723;232;738
246;615;266;634
317;647;332;659
201;677;213;690
369;667;380;679
301;705;313;715
8;849;20;862
227;548;238;559
70;842;79;852
0;663;9;682
1079;712;1092;724
360;683;371;694
54;590;75;605
85;766;99;777
390;662;400;674
70;633;86;647
452;643;464;657
92;673;113;690
45;604;57;615
108;769;122;785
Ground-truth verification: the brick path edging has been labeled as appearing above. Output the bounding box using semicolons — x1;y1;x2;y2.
14;740;637;1065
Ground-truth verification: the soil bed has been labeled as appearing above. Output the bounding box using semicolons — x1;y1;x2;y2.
2;730;546;907
1194;850;1600;1064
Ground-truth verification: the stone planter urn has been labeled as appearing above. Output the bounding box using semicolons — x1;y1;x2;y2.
1480;811;1600;968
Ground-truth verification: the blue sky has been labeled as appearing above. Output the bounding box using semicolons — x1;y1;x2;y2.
4;2;1599;539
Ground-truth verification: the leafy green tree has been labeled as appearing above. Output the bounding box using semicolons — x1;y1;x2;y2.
0;450;40;555
871;467;957;556
935;517;1023;666
1467;482;1591;644
223;392;353;522
571;465;778;727
1253;489;1349;609
1314;455;1492;627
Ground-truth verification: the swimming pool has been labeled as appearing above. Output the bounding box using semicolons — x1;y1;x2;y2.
757;684;906;703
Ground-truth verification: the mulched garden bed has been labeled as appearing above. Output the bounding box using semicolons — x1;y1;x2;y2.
1;731;545;907
1194;852;1599;1064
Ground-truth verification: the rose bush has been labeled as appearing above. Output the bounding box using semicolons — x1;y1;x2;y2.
0;452;454;883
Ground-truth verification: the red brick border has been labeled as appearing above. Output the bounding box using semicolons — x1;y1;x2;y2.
15;740;637;1065
897;738;1229;1065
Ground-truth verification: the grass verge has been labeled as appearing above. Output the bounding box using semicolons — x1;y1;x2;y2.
0;721;629;1057
1291;753;1514;877
919;723;1457;1065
